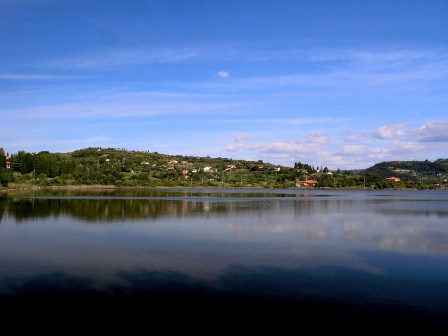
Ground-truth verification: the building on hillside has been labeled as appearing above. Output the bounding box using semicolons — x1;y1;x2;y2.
385;177;400;182
5;155;11;169
295;179;318;188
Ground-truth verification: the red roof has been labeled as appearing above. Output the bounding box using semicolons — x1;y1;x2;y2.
297;179;318;183
385;177;400;181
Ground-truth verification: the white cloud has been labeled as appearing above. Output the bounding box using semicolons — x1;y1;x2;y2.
217;70;229;78
311;49;442;64
341;145;366;155
345;134;361;142
234;134;251;142
409;121;448;142
387;141;424;154
366;147;389;160
225;143;243;152
249;117;346;126
225;131;328;157
307;131;328;144
374;124;405;139
226;140;316;156
1;96;252;120
189;47;448;93
41;45;241;70
263;141;319;154
43;47;205;69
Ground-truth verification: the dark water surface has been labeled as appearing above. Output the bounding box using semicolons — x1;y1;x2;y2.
1;188;448;329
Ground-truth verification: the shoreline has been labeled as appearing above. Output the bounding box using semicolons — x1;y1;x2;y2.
1;184;443;194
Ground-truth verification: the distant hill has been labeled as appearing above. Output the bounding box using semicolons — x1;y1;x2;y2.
361;159;448;183
2;146;447;189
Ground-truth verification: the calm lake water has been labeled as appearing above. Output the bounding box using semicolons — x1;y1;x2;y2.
1;188;448;328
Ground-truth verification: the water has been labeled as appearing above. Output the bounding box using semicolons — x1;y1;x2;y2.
1;188;448;328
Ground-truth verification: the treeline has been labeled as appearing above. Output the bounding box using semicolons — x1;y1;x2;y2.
0;147;445;189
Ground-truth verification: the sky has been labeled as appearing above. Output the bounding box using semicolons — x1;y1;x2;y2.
1;0;447;169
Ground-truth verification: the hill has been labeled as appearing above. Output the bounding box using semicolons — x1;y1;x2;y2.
1;147;299;189
361;159;448;183
1;147;447;189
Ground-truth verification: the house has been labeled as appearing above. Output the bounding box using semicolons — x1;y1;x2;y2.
5;155;11;169
295;179;318;188
203;166;213;173
385;177;400;182
182;170;189;179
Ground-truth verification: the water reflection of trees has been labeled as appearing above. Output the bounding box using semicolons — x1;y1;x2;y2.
1;194;447;224
0;188;332;223
0;197;241;222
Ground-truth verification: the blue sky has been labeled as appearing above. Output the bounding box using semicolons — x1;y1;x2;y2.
1;0;447;169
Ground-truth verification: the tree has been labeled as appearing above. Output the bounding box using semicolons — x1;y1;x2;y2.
0;148;6;168
11;151;35;174
0;167;12;186
33;152;52;176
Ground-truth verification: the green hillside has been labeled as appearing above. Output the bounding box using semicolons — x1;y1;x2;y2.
361;159;448;184
1;147;447;190
1;147;300;188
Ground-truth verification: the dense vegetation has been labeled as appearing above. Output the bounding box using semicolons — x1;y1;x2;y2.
0;147;446;189
361;160;448;183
